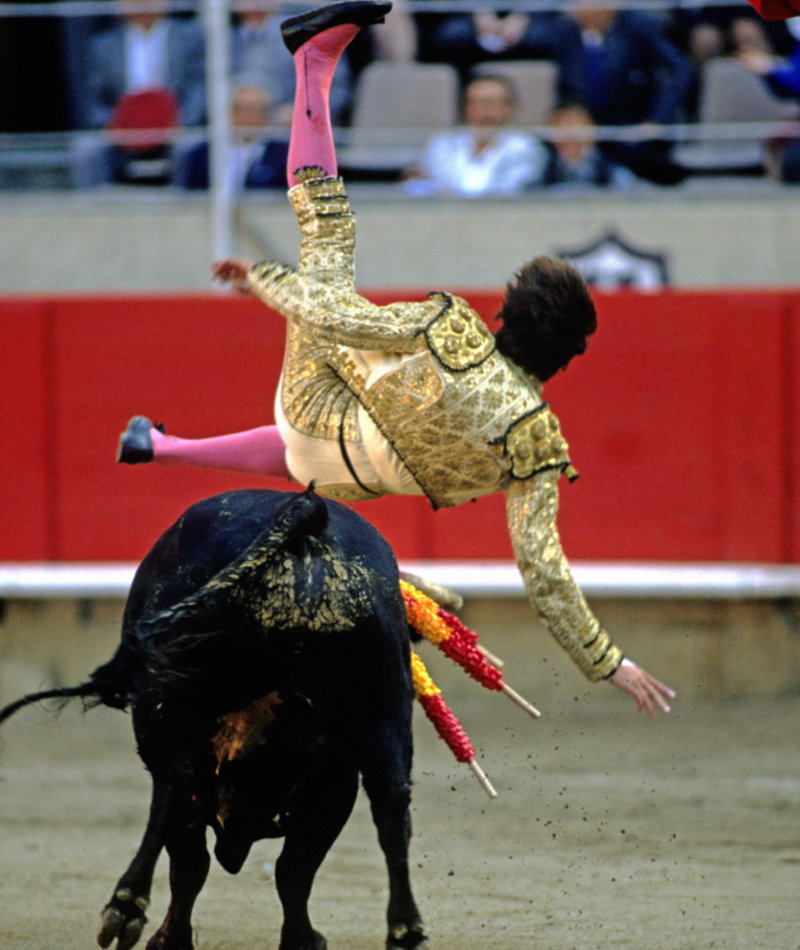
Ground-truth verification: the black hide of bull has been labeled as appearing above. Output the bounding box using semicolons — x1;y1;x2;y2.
0;488;426;950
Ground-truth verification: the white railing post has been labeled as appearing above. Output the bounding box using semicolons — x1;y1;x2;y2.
203;0;234;262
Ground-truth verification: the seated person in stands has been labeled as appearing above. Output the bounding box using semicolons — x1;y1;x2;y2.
736;17;800;182
538;102;641;189
403;74;548;196
178;79;288;191
71;0;206;186
413;1;585;105
670;3;793;73
560;4;695;184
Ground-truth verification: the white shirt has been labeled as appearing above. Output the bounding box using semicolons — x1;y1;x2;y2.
419;127;548;196
125;20;170;91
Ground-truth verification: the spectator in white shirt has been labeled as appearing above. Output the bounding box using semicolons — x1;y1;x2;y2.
403;74;548;196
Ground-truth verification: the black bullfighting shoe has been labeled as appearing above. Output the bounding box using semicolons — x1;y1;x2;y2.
117;416;164;464
280;0;393;55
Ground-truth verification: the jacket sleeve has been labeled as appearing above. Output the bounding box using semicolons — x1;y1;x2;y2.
247;260;436;352
504;472;623;681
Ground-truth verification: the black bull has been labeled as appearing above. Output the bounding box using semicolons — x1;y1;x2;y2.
0;488;428;950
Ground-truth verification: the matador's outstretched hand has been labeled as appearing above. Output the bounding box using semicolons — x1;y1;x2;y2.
609;660;675;718
212;258;255;293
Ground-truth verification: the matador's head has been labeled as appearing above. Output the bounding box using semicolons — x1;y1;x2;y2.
494;256;597;382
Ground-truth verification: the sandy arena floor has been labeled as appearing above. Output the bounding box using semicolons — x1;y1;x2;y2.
1;624;799;950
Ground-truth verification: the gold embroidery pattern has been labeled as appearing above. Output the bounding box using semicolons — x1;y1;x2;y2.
504;475;623;681
501;405;579;481
290;171;356;287
360;348;542;508
281;322;359;443
251;174;619;683
425;293;495;371
249;176;433;353
254;174;359;446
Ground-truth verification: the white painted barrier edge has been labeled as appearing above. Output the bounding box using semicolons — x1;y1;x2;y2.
1;562;800;600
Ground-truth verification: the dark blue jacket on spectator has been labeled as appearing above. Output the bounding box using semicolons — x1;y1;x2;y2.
180;140;289;190
567;10;695;128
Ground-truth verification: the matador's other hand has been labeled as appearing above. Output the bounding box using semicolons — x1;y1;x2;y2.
212;257;255;292
609;660;675;718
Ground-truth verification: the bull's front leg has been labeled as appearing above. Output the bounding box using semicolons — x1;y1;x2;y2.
97;772;186;950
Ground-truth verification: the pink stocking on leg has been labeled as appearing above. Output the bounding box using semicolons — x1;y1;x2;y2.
287;23;360;186
150;425;291;479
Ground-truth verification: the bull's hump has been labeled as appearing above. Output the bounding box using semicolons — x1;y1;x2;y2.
236;547;388;634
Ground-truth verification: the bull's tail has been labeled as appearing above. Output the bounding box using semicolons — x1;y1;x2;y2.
0;681;100;727
0;489;332;727
131;487;332;687
0;634;147;729
137;486;330;645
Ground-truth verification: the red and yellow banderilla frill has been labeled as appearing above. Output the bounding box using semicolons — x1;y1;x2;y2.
401;580;541;798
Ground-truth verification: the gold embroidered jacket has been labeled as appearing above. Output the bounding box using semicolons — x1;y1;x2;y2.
246;175;622;682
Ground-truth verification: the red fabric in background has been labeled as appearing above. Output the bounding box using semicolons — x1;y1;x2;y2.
745;0;799;20
0;299;52;559
1;289;797;563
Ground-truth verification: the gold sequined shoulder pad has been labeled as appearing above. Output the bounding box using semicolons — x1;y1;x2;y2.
424;293;495;371
497;404;579;481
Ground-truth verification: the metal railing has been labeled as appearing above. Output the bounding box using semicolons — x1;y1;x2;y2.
3;561;800;599
0;0;793;261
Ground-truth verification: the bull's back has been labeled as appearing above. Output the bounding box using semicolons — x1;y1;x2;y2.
124;489;401;629
122;487;411;737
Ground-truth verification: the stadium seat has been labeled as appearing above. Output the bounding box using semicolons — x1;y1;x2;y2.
674;58;799;174
338;61;460;178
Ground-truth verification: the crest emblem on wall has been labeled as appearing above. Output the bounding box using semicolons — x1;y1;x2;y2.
557;230;669;290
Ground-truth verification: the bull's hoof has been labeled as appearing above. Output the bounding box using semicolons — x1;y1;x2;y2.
387;921;427;950
278;927;327;950
97;888;149;950
145;925;196;950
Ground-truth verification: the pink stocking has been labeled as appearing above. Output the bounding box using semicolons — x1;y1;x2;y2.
287;23;360;186
150;425;291;479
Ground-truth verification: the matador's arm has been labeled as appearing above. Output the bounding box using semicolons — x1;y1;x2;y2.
247;260;438;352
504;472;623;682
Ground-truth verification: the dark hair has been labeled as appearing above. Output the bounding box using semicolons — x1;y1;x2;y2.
494;256;597;382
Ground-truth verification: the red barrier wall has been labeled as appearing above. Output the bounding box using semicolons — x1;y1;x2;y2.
2;290;798;564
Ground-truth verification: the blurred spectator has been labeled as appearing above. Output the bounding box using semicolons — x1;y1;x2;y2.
737;17;800;181
60;0;116;131
403;74;548;196
84;0;206;131
413;1;586;104
670;4;794;73
71;0;206;186
178;79;289;191
539;102;641;188
231;4;355;125
561;6;695;184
